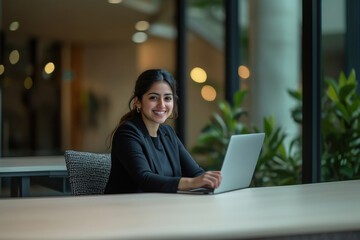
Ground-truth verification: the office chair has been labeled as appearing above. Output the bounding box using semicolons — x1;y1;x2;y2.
64;150;111;196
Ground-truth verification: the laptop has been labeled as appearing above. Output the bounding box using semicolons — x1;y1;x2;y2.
178;133;265;195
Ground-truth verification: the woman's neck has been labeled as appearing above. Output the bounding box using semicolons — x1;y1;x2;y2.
147;127;158;137
141;117;159;137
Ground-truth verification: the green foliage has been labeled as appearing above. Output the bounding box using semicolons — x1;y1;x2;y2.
191;91;250;170
288;90;303;124
289;69;360;181
252;116;302;186
192;90;302;186
322;70;360;181
189;0;223;8
193;69;360;186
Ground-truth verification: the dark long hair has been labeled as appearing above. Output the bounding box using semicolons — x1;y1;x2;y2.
107;69;178;148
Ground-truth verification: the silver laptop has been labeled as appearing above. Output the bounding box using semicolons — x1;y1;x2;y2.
178;133;265;195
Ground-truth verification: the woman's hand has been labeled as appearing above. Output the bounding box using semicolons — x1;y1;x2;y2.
178;171;222;191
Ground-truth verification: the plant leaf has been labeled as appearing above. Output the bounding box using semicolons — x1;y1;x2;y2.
263;117;273;137
212;112;228;133
233;108;248;119
335;102;350;123
339;71;347;87
326;77;339;102
234;90;248;109
219;101;232;126
288;89;302;101
348;69;356;85
339;83;356;102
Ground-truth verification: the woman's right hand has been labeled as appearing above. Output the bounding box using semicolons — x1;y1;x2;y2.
178;171;222;191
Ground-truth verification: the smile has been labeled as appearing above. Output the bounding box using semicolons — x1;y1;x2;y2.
153;110;166;115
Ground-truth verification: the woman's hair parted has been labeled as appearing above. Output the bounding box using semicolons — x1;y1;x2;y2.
107;69;178;149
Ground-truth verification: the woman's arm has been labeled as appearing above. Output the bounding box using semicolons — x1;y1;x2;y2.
171;126;222;190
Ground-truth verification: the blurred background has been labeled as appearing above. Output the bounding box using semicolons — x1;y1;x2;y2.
1;0;356;193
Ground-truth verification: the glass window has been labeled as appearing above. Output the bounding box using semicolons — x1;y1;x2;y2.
188;0;303;187
248;0;302;186
187;0;225;150
321;0;360;182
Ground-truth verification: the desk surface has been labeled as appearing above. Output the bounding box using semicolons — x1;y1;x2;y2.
0;156;66;173
0;180;359;240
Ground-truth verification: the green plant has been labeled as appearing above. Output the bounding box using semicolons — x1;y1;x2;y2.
192;90;302;186
289;69;360;181
252;116;302;186
322;70;360;180
191;90;250;170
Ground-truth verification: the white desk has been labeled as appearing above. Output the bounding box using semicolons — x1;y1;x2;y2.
0;180;359;240
0;156;67;197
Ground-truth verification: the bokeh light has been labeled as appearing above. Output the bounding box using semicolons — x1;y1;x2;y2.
135;21;150;31
132;32;148;43
0;65;5;75
190;67;207;83
201;85;217;102
108;0;122;4
238;65;250;79
24;77;33;90
9;21;20;31
9;50;20;64
44;62;55;74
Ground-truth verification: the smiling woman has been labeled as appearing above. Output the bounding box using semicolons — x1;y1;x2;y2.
134;81;174;136
105;69;222;194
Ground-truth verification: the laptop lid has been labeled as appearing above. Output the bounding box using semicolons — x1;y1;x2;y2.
177;133;265;195
213;133;265;194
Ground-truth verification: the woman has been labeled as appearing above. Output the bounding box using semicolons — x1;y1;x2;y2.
105;69;222;194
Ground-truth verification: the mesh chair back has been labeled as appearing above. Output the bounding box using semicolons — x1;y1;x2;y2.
64;150;111;196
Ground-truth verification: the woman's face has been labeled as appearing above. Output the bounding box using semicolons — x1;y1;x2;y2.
135;81;174;129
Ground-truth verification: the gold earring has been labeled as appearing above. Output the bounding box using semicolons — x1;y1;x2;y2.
136;107;141;113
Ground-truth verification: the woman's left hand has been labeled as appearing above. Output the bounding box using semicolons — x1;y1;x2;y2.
178;171;222;190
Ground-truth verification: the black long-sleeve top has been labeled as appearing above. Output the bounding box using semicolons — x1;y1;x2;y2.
105;114;205;194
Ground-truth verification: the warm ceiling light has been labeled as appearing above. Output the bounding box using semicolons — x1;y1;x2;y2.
132;32;148;43
24;77;33;90
190;67;207;83
108;0;122;4
44;62;55;74
135;21;150;31
0;65;4;75
9;50;20;64
201;85;216;102
9;21;20;31
238;65;250;79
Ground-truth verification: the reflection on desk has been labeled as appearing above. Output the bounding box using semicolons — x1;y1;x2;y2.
0;180;359;240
